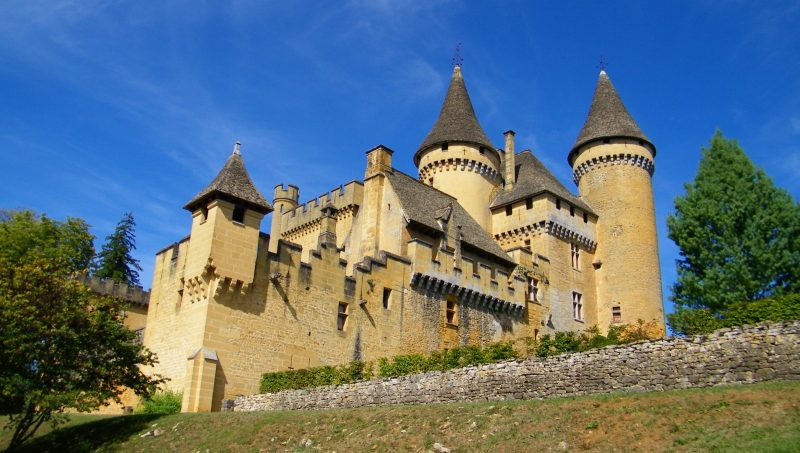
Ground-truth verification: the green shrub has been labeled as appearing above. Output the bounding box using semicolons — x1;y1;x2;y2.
668;293;800;335
260;339;524;393
667;308;722;336
138;390;182;414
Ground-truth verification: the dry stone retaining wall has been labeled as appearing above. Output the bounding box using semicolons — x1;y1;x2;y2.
234;321;800;412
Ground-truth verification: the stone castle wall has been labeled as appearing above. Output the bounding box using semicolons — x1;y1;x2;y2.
234;320;800;412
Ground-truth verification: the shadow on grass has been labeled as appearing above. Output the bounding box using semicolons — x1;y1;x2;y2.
8;414;168;453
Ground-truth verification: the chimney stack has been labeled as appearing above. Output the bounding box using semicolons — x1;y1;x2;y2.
503;130;516;191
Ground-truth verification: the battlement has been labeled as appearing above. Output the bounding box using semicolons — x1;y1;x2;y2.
266;235;525;316
406;239;526;314
282;180;364;232
79;275;150;306
273;184;300;202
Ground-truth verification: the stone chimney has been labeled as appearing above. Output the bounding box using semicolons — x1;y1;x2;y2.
365;144;394;180
504;130;516;191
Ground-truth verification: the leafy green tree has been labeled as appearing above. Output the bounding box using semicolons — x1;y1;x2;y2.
0;210;163;449
94;212;143;285
667;131;800;312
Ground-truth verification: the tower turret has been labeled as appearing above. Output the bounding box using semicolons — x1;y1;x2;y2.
183;141;272;286
569;71;664;334
415;65;502;229
269;184;299;253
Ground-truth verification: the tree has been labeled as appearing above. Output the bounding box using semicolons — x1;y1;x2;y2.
94;212;143;285
667;130;800;312
0;211;163;449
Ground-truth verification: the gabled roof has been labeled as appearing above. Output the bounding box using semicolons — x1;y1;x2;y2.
491;151;594;214
414;65;496;165
569;71;654;164
384;170;514;266
184;144;272;214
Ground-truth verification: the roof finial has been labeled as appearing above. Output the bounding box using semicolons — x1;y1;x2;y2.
452;42;463;68
233;141;241;155
597;55;608;74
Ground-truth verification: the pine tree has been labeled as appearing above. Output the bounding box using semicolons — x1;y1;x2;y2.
94;212;143;285
667;130;800;311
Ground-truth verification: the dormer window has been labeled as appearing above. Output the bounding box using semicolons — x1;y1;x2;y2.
232;205;246;223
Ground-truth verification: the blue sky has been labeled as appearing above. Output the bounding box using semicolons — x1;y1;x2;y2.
1;1;798;317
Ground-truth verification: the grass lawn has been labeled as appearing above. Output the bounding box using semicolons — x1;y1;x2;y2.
2;380;799;452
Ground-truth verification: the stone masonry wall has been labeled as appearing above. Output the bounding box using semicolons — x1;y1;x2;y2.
234;321;800;412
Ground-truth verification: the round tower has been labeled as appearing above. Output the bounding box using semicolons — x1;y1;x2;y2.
415;65;502;229
268;184;299;253
568;70;665;334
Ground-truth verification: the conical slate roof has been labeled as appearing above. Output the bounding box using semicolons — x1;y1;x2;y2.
414;65;496;165
184;143;272;214
568;71;654;164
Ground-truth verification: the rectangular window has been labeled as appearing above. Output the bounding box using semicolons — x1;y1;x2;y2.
570;206;575;216
232;205;246;223
527;277;539;303
446;297;457;325
337;302;349;331
442;143;449;150
382;288;391;309
571;243;580;270
573;292;583;321
583;212;588;223
556;198;561;210
505;205;512;216
525;198;533;209
612;306;622;322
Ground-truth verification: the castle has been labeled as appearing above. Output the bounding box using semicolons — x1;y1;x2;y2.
142;65;665;412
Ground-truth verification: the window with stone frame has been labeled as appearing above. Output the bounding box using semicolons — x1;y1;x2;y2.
337;302;349;331
527;276;540;303
612;305;622;323
446;296;457;325
572;292;583;321
570;243;580;270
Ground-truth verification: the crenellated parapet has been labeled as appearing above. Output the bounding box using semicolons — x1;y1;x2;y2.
79;275;150;306
264;233;526;318
419;158;502;185
281;181;363;235
572;152;654;185
494;220;598;252
406;239;526;315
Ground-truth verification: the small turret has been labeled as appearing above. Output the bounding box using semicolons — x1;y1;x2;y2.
269;184;300;253
415;65;502;229
569;71;664;334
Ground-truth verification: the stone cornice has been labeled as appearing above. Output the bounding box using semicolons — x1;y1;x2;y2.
494;220;597;252
419;157;501;184
572;153;654;185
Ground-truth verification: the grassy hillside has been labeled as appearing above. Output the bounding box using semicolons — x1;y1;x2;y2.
3;381;799;452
